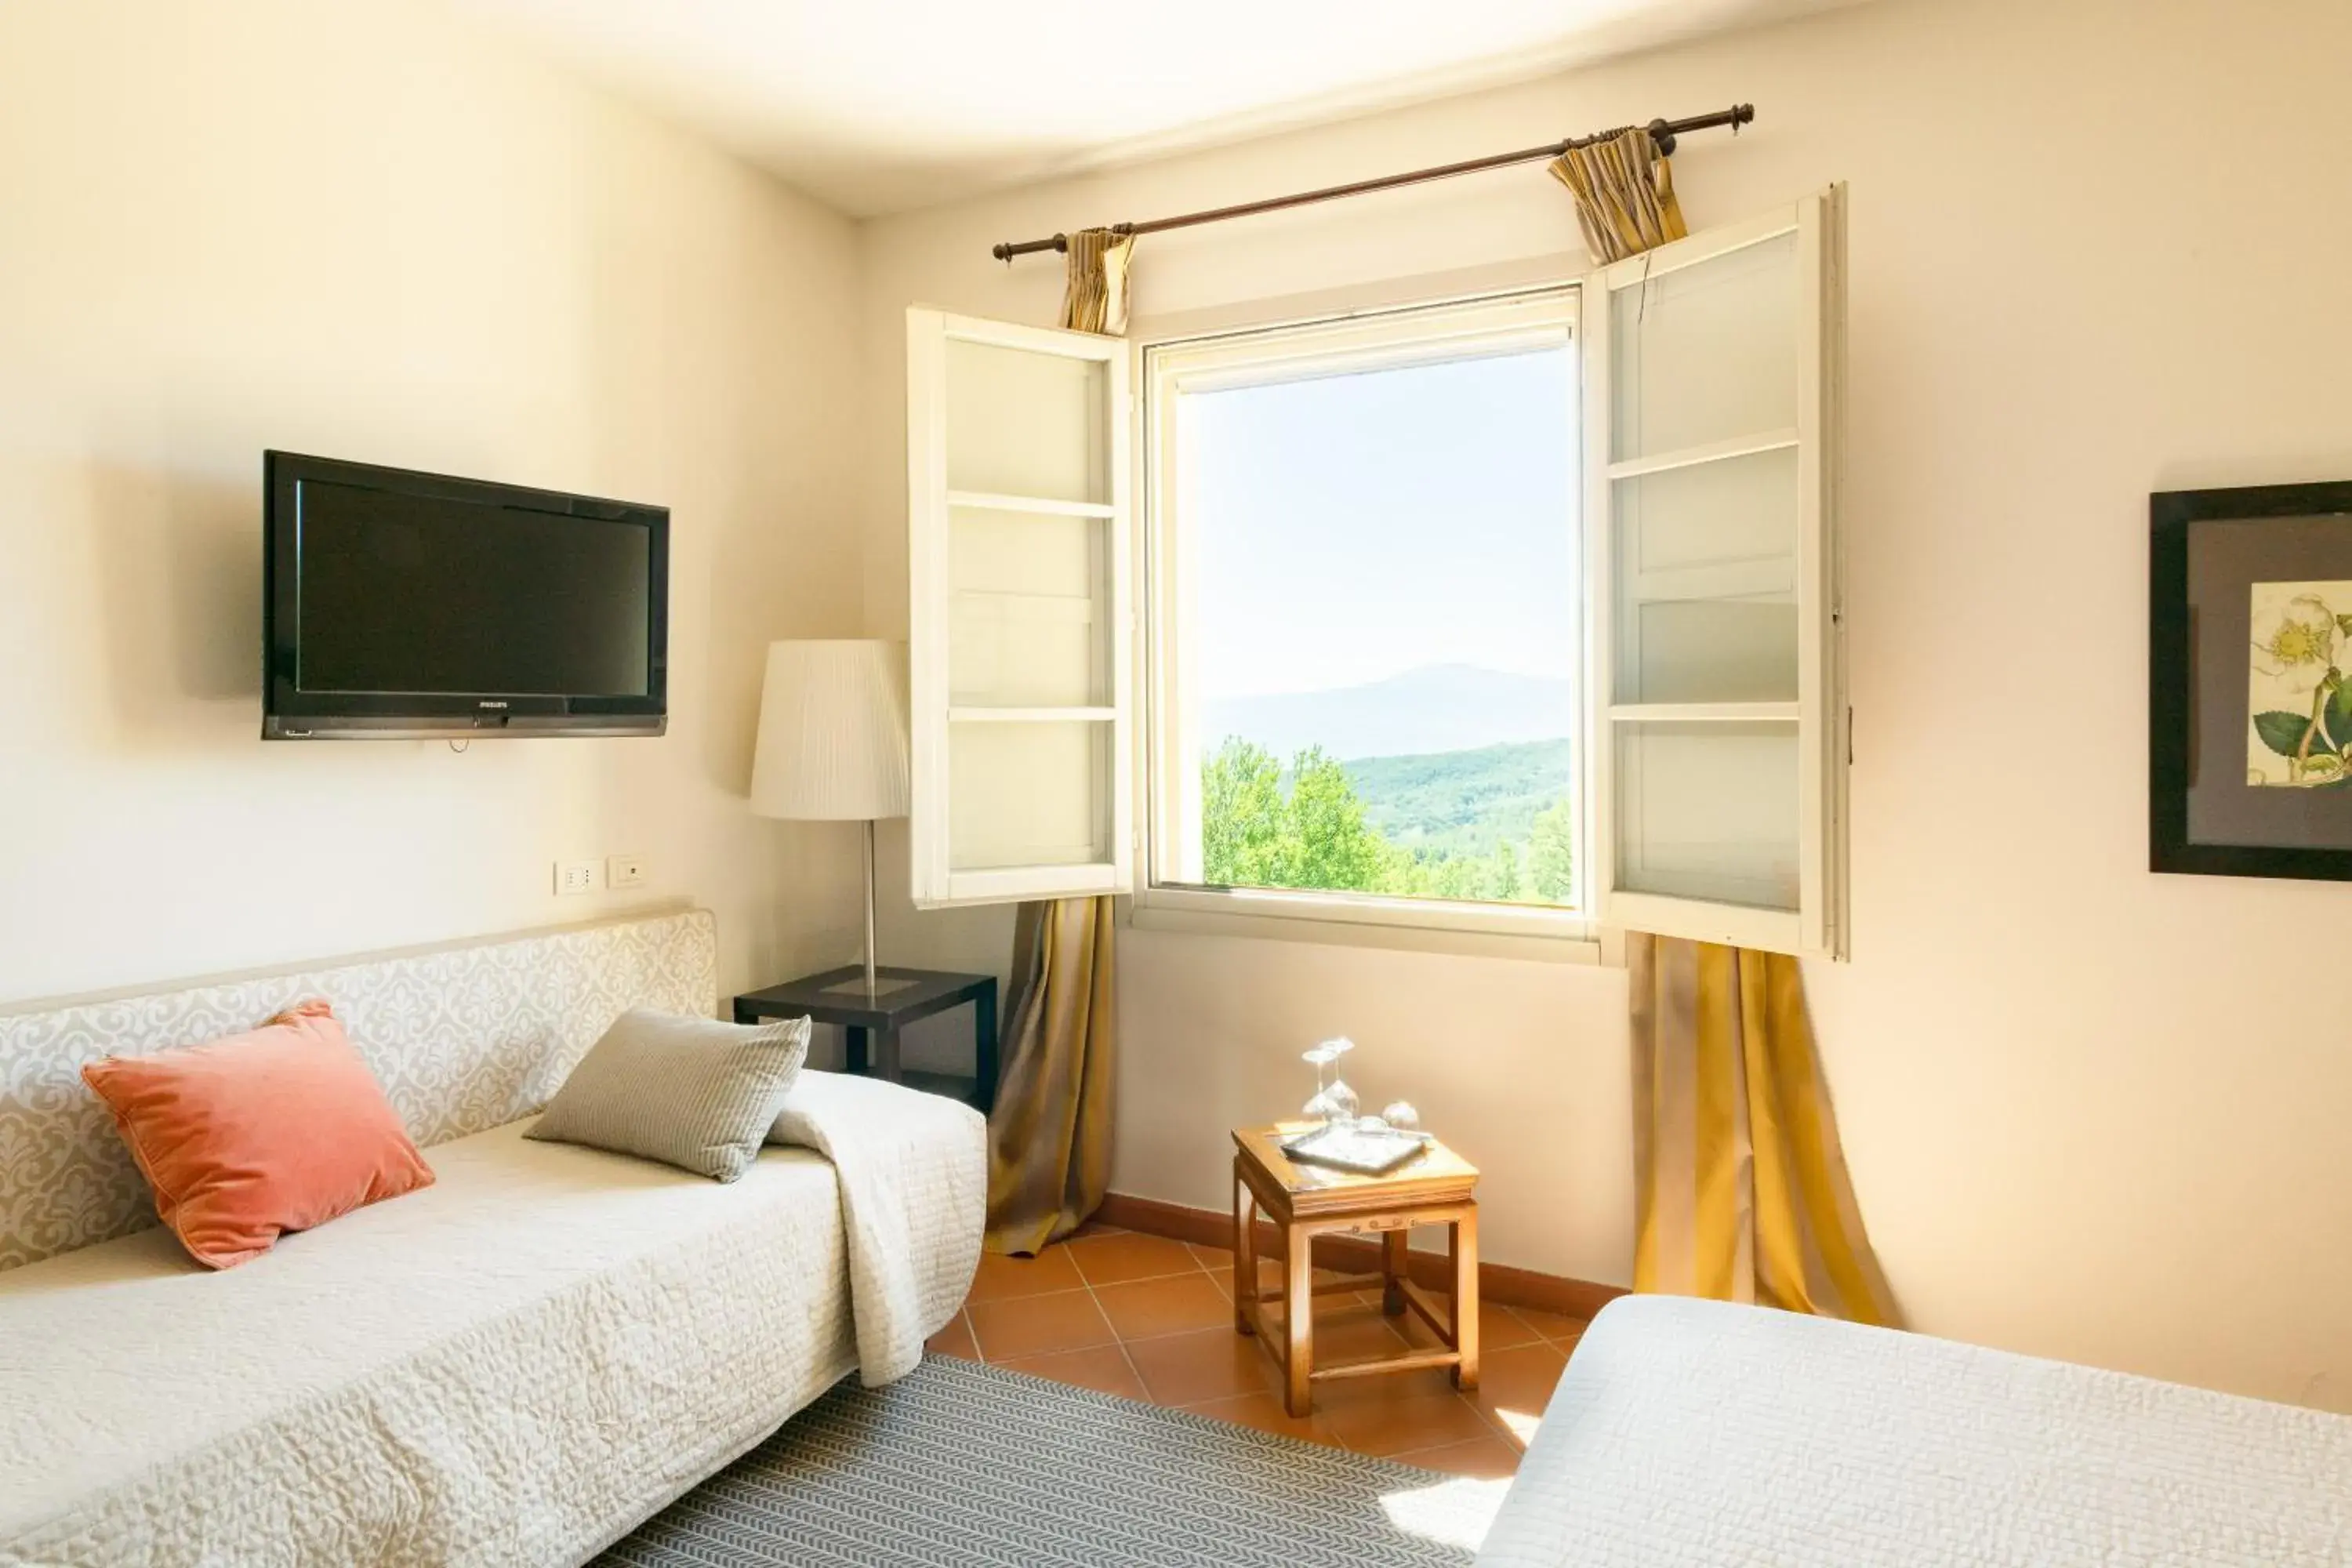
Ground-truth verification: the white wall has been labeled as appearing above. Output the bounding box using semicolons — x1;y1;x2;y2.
0;1;870;1007
858;0;2352;1409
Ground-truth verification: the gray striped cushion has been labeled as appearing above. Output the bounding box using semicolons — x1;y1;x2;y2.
527;1009;811;1181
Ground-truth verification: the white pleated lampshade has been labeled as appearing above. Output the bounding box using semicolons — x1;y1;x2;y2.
748;641;910;821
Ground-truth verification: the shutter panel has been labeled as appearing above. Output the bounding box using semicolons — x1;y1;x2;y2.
906;308;1134;908
1584;188;1847;956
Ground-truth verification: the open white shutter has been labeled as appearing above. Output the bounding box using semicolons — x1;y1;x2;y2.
1584;187;1847;956
906;307;1134;909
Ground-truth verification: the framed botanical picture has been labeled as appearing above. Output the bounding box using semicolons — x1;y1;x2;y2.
2151;480;2352;879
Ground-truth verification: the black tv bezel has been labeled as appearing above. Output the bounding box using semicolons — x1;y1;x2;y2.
263;450;670;740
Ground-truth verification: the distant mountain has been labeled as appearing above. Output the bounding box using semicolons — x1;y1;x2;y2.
1203;664;1574;762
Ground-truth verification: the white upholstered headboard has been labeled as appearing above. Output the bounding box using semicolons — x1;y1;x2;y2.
0;908;717;1272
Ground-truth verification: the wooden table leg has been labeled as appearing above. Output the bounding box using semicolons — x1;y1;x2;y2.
1450;1208;1479;1392
1381;1228;1410;1316
1233;1160;1257;1337
1284;1221;1314;1417
844;1025;870;1074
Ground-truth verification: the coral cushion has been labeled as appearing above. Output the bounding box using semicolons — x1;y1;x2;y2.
80;1000;434;1269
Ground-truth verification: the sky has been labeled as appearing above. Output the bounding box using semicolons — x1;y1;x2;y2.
1187;347;1577;702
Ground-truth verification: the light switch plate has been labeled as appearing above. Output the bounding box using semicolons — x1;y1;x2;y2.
555;860;600;896
607;854;648;889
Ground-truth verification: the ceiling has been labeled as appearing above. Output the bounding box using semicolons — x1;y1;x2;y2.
453;0;1871;219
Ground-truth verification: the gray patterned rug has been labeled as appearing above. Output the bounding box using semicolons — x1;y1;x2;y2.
597;1355;1495;1566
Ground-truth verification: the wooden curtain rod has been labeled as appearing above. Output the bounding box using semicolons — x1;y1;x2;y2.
991;103;1753;261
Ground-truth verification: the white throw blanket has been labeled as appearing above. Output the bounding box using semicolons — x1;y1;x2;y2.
768;1069;989;1386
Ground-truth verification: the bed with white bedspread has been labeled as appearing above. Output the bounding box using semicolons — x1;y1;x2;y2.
1478;1294;2352;1566
0;910;985;1567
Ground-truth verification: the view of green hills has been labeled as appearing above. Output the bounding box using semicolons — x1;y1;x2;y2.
1198;666;1575;906
1344;738;1573;861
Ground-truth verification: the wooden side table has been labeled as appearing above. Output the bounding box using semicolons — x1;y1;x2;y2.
1231;1123;1480;1417
733;967;998;1113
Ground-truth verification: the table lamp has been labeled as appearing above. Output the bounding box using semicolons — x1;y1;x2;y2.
749;640;912;999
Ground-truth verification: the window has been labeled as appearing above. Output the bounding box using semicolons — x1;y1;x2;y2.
1143;292;1585;935
904;187;1847;958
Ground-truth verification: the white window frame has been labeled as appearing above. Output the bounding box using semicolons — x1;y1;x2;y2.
1131;287;1599;955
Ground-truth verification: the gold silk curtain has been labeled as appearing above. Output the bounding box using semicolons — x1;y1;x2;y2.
1548;127;1686;265
1563;144;1892;1324
1628;937;1898;1324
982;228;1134;1256
1057;227;1134;335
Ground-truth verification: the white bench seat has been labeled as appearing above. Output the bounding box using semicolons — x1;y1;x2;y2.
3;1121;869;1566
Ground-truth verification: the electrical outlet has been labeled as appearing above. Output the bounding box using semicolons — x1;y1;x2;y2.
607;854;648;890
555;860;600;897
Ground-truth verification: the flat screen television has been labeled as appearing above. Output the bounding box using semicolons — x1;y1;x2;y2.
263;451;668;739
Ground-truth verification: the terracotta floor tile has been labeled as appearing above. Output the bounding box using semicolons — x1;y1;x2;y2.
1467;1341;1569;1449
1180;1391;1344;1448
1193;1241;1365;1277
965;1247;1084;1305
925;1311;977;1360
1321;1389;1498;1457
955;1223;1570;1468
1312;1363;1465;1410
1271;1301;1412;1365
993;1344;1148;1400
1388;1295;1536;1356
966;1287;1116;1361
1124;1326;1276;1406
1394;1434;1523;1479
1094;1272;1232;1341
1473;1299;1544;1352
1287;1287;1388;1319
1066;1231;1204;1287
1504;1305;1590;1343
1383;1295;1446;1349
1209;1256;1281;1304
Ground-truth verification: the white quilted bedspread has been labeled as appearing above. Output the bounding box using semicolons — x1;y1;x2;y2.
1479;1295;2352;1567
0;1073;985;1568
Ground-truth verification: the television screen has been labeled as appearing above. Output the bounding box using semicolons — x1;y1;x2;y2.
264;452;667;739
296;482;652;697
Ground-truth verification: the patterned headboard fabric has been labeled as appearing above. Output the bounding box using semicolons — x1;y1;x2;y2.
0;908;717;1272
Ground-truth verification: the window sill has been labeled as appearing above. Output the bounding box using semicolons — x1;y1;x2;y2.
1128;884;1606;965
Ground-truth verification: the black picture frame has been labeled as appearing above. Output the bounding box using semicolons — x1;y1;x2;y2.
2151;479;2352;880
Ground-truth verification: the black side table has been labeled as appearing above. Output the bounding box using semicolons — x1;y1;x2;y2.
733;967;999;1114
